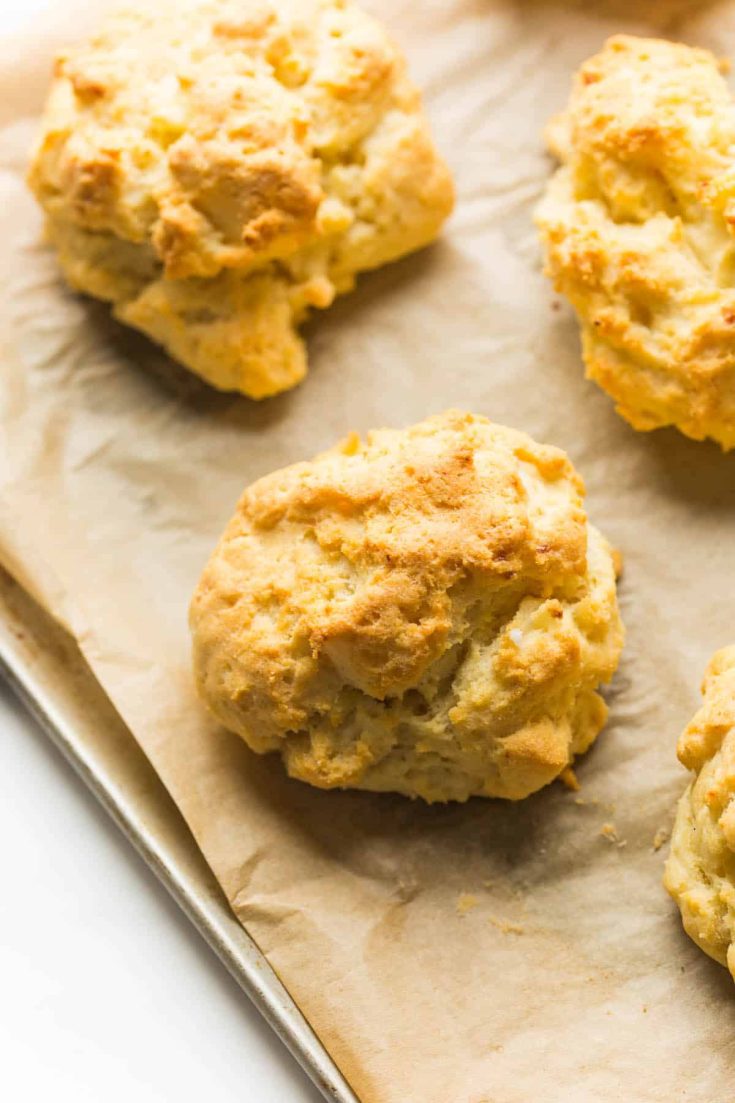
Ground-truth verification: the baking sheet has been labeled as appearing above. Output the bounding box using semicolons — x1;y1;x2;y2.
2;1;735;1100
0;566;357;1103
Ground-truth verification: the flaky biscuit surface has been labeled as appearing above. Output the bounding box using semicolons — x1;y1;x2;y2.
29;0;453;398
536;35;735;449
190;410;624;802
665;648;735;976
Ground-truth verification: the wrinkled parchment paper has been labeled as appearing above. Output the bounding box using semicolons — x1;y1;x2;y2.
3;2;735;1099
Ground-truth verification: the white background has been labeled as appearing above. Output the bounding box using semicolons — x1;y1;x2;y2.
0;2;322;1099
0;683;323;1102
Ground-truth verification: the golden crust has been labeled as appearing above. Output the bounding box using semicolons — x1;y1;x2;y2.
665;647;735;976
28;0;453;398
190;410;624;802
536;35;735;449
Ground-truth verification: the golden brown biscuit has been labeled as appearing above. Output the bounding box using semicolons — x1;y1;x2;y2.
190;410;624;802
665;648;735;977
536;35;735;449
28;0;453;398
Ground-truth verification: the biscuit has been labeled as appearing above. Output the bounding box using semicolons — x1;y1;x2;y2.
665;648;735;977
536;35;735;449
28;0;453;398
190;410;624;802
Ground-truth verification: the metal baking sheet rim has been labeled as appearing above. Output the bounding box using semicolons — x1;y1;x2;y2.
0;567;359;1103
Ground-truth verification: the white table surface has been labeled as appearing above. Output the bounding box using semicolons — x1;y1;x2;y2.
0;679;323;1103
0;3;323;1100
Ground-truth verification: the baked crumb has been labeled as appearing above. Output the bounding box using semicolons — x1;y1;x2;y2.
600;821;626;847
456;893;478;916
559;765;580;791
488;916;524;935
611;548;623;579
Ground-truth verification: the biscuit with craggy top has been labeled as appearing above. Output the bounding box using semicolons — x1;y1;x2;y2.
190;410;624;802
536;35;735;449
28;0;453;399
665;648;735;977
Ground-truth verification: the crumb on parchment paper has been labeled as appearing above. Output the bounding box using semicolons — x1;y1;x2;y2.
574;796;616;812
456;893;478;916
559;766;580;791
611;548;623;579
600;822;627;848
652;826;670;851
459;877;528;923
488;916;524;935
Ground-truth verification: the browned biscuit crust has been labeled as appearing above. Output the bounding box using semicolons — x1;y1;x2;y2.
29;0;453;397
190;410;624;802
536;35;735;449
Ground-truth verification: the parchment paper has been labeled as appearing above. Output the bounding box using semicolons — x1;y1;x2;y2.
3;2;735;1099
